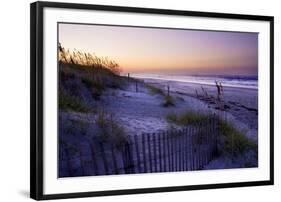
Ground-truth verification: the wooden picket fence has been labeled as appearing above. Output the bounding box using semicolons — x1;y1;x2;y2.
59;117;220;177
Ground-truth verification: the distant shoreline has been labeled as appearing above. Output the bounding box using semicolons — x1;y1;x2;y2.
131;75;258;91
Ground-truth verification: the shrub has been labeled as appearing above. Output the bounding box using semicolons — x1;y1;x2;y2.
163;95;175;107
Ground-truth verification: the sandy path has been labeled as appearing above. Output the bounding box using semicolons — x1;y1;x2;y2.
100;83;210;135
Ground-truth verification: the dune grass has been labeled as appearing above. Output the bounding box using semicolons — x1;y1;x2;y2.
219;121;257;156
166;111;209;125
59;43;121;75
59;43;127;102
146;84;176;107
59;91;90;112
96;109;127;149
166;111;256;156
146;84;165;96
81;76;105;99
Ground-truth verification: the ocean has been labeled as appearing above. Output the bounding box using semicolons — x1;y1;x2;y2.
130;73;258;90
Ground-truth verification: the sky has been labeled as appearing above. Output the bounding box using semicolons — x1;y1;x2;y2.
58;23;258;76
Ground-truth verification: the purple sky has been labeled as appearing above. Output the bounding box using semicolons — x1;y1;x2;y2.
59;23;258;76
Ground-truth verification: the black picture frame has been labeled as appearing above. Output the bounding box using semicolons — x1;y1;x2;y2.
30;1;274;200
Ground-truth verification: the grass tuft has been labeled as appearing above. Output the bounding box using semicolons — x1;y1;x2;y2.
166;111;209;125
96;109;127;149
81;76;105;99
146;84;165;96
219;121;257;156
163;95;175;107
59;91;89;112
146;84;176;107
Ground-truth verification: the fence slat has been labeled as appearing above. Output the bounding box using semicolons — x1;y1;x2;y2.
90;142;99;175
153;133;157;172
186;127;190;171
191;127;195;170
141;133;147;173
65;147;73;176
171;132;175;171
167;132;171;172
163;132;167;172
198;123;203;169
183;128;187;171
134;135;142;173
68;117;221;176
79;150;85;176
147;134;153;173
110;144;119;174
176;131;179;171
158;132;163;172
100;141;109;175
186;128;190;171
180;130;183;171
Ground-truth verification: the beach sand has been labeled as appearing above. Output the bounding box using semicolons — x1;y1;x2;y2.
59;76;258;174
99;77;258;143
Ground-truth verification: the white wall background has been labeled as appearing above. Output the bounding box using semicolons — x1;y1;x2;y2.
0;0;279;201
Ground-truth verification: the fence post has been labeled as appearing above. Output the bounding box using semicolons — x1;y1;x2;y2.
135;81;138;92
